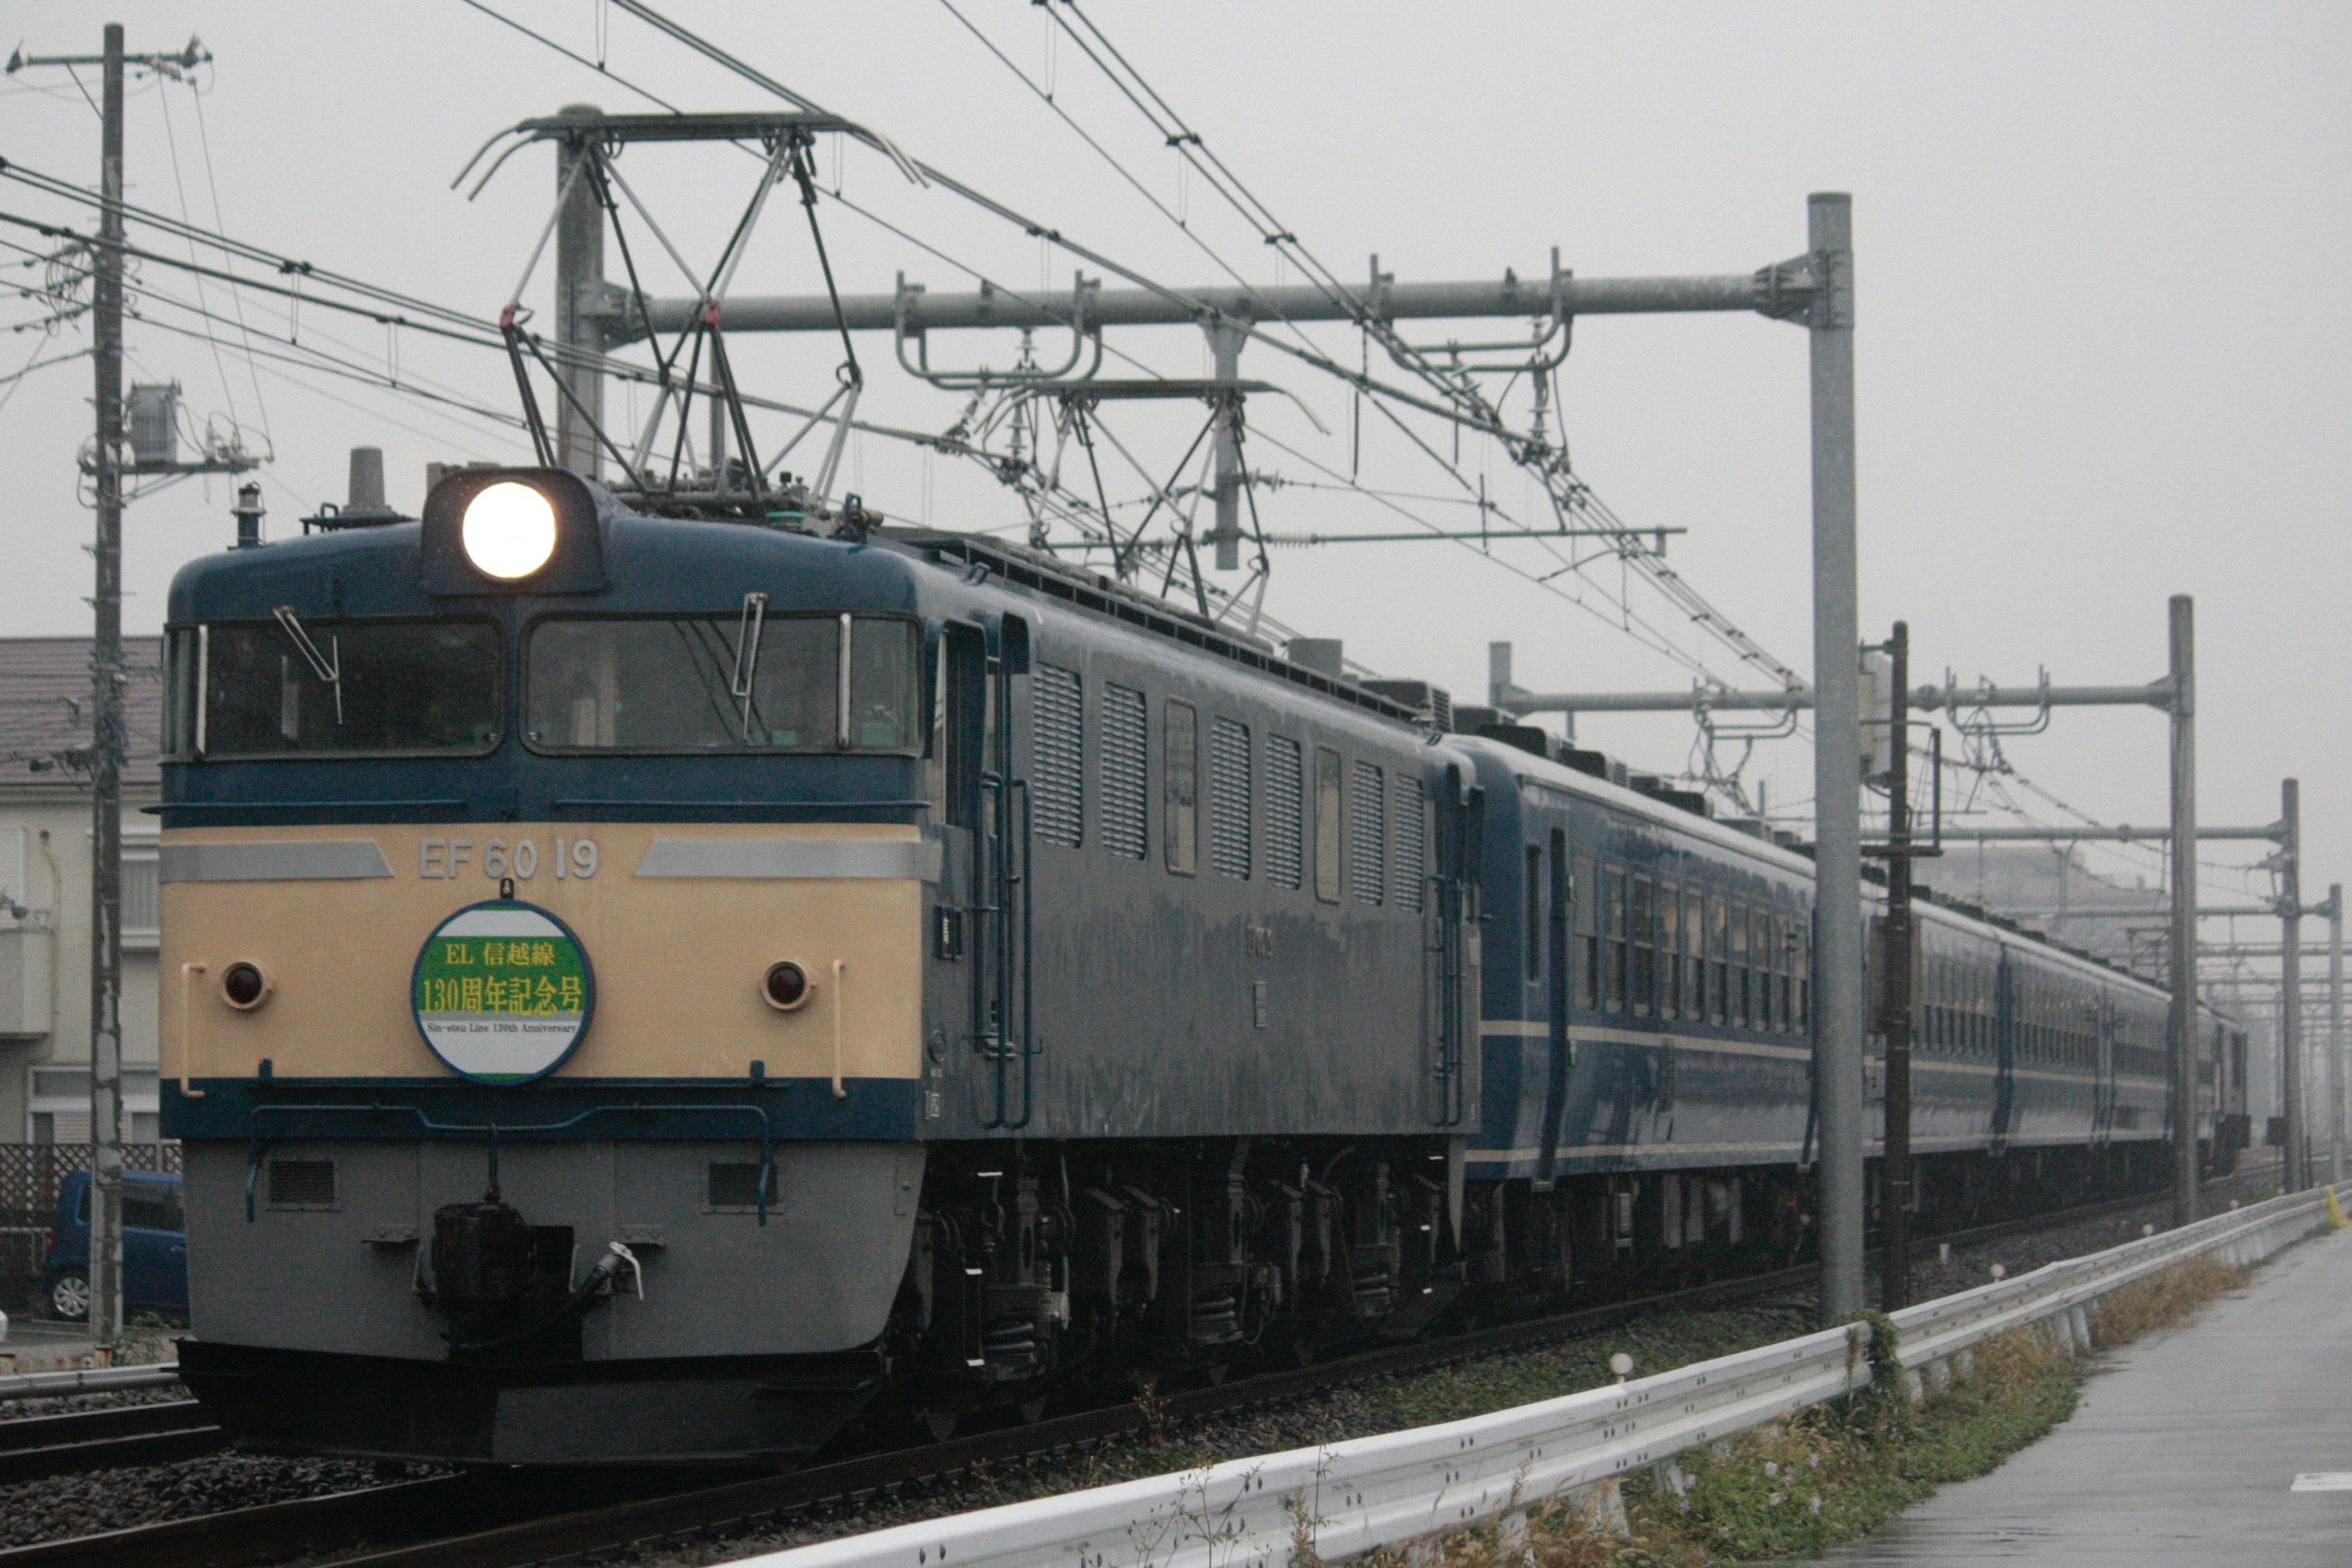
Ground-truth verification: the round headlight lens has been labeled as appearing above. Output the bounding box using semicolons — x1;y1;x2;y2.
762;960;812;1012
221;960;270;1011
461;481;559;579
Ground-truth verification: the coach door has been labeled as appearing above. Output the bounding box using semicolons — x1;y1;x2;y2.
2092;993;2117;1145
1991;953;2017;1156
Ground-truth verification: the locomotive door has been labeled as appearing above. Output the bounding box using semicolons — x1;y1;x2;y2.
1537;826;1572;1180
948;613;1032;1130
1427;767;1482;1127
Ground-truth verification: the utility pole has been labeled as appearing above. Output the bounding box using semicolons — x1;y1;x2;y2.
2167;595;2198;1227
89;20;127;1351
1806;193;1864;1322
1875;620;1916;1310
9;23;218;1346
2280;778;2304;1191
2329;884;2344;1184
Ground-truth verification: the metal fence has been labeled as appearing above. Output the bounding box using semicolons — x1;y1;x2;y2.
0;1142;181;1302
730;1185;2337;1568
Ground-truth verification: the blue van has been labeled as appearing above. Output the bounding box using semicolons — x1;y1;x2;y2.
42;1170;188;1321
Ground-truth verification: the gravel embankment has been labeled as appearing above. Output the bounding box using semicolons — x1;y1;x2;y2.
0;1453;400;1551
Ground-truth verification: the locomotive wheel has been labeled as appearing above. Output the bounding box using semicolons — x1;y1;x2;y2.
918;1409;958;1442
1017;1395;1050;1425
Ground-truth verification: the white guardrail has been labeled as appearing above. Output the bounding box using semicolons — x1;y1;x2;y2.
733;1184;2340;1568
0;1360;182;1401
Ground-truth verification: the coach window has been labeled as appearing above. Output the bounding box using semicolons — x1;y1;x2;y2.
1164;700;1198;876
1767;909;1785;1031
1575;855;1599;1009
1682;887;1705;1020
1782;917;1799;1031
1313;745;1343;902
1658;880;1680;1021
1630;876;1656;1016
1708;895;1729;1025
1798;920;1812;1032
1604;867;1629;1012
1729;900;1751;1030
1525;846;1544;984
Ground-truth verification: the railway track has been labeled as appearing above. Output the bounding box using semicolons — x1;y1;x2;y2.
0;1180;2225;1568
0;1403;221;1487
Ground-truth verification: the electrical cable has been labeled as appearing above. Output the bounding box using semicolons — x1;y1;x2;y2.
187;75;274;454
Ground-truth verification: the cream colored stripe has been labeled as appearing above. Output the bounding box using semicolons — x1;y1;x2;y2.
161;840;392;882
636;839;942;881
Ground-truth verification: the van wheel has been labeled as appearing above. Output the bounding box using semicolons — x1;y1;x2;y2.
49;1272;91;1322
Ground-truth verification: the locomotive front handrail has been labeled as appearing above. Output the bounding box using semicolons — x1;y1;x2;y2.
243;1099;778;1223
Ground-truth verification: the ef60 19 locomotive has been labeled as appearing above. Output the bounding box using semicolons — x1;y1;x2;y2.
158;467;2244;1464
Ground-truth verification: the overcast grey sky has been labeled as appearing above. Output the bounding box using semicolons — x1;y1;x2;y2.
2;1;2345;921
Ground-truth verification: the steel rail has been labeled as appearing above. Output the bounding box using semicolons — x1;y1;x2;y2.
0;1401;220;1486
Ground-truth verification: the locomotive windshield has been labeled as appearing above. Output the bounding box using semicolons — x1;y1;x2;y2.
165;619;504;757
524;614;919;753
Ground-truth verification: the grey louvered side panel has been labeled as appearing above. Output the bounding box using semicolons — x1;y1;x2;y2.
1392;775;1425;912
1033;663;1084;849
1264;736;1303;890
1210;717;1253;881
1350;759;1385;907
1099;683;1148;861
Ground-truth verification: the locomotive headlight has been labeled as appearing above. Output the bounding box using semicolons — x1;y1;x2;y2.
762;960;813;1012
460;481;559;579
220;960;273;1011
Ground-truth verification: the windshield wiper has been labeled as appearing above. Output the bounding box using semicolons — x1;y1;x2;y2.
273;606;344;725
731;592;768;741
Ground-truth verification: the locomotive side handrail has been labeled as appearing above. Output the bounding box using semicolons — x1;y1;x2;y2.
728;1183;2339;1568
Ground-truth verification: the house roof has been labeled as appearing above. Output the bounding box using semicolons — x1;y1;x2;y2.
0;636;165;789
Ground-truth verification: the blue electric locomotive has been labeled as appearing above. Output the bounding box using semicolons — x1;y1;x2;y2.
154;467;2240;1466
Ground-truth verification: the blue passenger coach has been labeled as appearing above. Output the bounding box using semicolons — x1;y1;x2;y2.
1457;731;2239;1278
